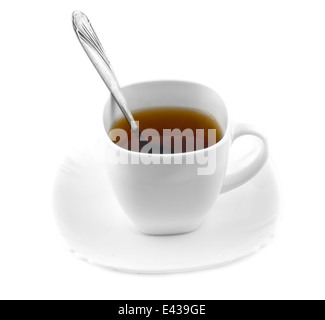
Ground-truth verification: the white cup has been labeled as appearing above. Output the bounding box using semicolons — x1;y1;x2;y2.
103;81;268;235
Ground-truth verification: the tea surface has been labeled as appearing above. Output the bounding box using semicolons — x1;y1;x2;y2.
110;107;223;153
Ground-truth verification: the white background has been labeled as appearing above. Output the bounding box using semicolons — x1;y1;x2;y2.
0;0;324;300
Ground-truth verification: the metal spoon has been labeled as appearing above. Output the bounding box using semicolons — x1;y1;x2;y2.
72;11;171;154
72;11;139;134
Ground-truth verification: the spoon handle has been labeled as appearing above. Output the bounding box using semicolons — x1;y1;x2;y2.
72;11;139;132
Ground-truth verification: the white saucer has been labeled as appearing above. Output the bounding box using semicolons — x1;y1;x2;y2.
53;138;280;274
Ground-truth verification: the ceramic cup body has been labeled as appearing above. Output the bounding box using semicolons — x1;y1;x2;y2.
103;81;268;235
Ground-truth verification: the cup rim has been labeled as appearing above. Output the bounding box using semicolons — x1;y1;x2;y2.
103;80;232;158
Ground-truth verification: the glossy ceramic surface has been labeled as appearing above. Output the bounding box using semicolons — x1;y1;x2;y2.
53;138;280;274
103;81;268;235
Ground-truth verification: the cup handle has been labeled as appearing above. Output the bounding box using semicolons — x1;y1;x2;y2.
220;123;269;194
